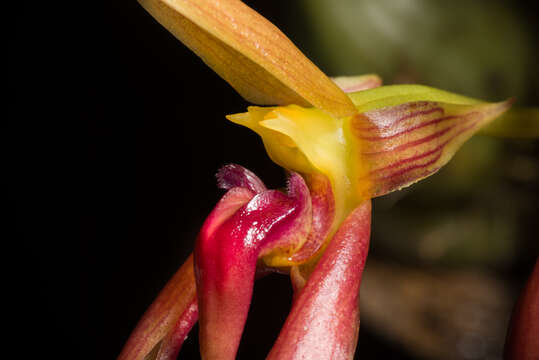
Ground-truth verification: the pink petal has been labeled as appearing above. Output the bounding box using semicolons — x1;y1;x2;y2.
268;200;372;360
119;184;256;360
195;173;312;360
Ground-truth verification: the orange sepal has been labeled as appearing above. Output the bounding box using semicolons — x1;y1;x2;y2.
138;0;356;117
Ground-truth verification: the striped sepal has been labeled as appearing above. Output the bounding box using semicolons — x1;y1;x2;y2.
353;100;513;198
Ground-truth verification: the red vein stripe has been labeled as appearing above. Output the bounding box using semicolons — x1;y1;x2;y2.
378;167;441;194
367;144;444;175
359;116;482;198
361;112;479;156
375;118;480;177
378;149;443;181
359;114;458;141
354;107;444;131
361;126;453;156
367;117;478;176
355;100;512;198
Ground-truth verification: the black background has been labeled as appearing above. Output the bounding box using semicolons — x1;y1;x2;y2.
12;1;537;359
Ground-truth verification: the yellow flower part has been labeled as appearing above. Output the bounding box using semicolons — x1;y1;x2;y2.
227;105;367;227
228;85;512;226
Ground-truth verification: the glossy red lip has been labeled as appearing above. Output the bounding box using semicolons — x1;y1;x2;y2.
195;168;312;359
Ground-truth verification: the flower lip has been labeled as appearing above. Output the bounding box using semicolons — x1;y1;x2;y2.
195;170;312;360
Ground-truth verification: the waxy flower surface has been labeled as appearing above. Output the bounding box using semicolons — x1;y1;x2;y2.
119;1;537;359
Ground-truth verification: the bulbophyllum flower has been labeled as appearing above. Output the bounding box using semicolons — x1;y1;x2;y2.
119;0;536;359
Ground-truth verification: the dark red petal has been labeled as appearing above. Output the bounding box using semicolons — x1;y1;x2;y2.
118;186;256;360
268;200;371;360
505;258;539;360
195;173;312;360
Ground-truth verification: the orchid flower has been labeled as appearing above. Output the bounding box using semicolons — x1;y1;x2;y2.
118;1;537;359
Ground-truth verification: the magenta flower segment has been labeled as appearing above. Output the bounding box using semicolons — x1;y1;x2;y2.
195;167;312;359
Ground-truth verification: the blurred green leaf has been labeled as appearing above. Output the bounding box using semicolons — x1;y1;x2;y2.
481;108;539;138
